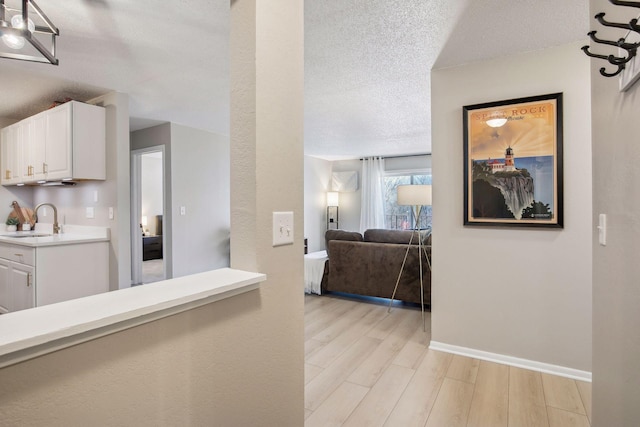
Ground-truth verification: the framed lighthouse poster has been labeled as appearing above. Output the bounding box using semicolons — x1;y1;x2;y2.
463;93;563;228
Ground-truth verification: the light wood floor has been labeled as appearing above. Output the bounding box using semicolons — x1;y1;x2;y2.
304;294;591;427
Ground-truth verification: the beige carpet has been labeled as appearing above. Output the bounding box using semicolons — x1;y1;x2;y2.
142;259;165;284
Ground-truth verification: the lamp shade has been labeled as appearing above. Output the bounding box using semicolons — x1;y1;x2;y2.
327;191;339;207
397;185;432;206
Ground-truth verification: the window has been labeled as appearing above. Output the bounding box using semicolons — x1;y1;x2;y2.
383;172;432;230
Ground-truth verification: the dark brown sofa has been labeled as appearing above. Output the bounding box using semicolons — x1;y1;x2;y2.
321;229;431;305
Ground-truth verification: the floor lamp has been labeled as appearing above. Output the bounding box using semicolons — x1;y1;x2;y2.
388;184;432;331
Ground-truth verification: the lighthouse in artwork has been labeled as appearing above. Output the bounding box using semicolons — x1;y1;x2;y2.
504;146;516;172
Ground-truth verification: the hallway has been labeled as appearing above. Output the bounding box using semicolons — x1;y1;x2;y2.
304;295;591;426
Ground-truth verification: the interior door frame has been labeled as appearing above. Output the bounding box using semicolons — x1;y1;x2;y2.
131;145;167;285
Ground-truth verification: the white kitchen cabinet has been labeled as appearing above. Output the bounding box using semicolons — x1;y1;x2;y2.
0;240;108;313
0;259;9;313
10;263;35;312
0;257;35;313
0;101;105;185
0;123;24;186
44;102;73;180
24;113;47;182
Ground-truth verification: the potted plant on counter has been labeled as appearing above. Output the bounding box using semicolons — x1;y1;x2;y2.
6;217;19;232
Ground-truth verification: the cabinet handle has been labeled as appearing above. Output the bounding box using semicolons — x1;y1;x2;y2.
5;170;10;180
43;163;47;174
27;272;32;287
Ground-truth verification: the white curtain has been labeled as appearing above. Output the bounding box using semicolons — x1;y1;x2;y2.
360;157;386;233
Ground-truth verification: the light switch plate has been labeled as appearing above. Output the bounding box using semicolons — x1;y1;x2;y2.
108;207;114;220
86;207;95;219
273;211;294;247
598;213;607;246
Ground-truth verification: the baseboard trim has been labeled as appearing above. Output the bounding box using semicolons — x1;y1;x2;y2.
429;341;592;382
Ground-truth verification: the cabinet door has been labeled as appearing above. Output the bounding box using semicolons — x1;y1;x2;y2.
10;263;35;312
1;127;11;185
25;115;47;182
0;259;9;314
45;103;72;180
1;124;23;185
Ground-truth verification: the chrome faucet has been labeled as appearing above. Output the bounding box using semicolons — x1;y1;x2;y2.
34;203;61;234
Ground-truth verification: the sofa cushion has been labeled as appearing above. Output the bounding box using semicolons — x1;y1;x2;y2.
364;229;431;246
325;229;363;258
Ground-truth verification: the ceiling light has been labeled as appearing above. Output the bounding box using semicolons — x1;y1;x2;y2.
0;0;59;65
3;14;35;49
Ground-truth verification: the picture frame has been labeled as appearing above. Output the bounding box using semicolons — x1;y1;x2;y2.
463;93;563;228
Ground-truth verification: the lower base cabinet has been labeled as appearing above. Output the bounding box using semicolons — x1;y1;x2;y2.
0;259;34;313
0;241;108;314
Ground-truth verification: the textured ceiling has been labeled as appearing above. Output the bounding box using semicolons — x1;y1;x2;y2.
0;0;589;159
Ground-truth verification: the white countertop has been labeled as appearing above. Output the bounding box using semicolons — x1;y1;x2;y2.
0;267;266;368
0;224;110;247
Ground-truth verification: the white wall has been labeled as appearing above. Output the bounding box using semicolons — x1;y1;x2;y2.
230;0;304;423
431;42;592;372
331;159;362;232
590;0;640;423
170;124;230;276
141;154;163;236
130;123;173;278
304;155;332;252
131;123;230;278
0;186;33;228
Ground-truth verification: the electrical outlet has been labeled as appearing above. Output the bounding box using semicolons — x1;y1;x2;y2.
86;207;94;219
272;211;294;247
180;206;186;216
108;207;114;220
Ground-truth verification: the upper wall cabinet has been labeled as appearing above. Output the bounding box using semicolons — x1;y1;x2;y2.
0;101;106;186
0;123;24;185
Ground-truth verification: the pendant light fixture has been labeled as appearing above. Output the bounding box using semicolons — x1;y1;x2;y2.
0;0;59;65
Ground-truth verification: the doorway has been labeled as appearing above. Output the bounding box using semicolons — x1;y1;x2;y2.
131;147;167;285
